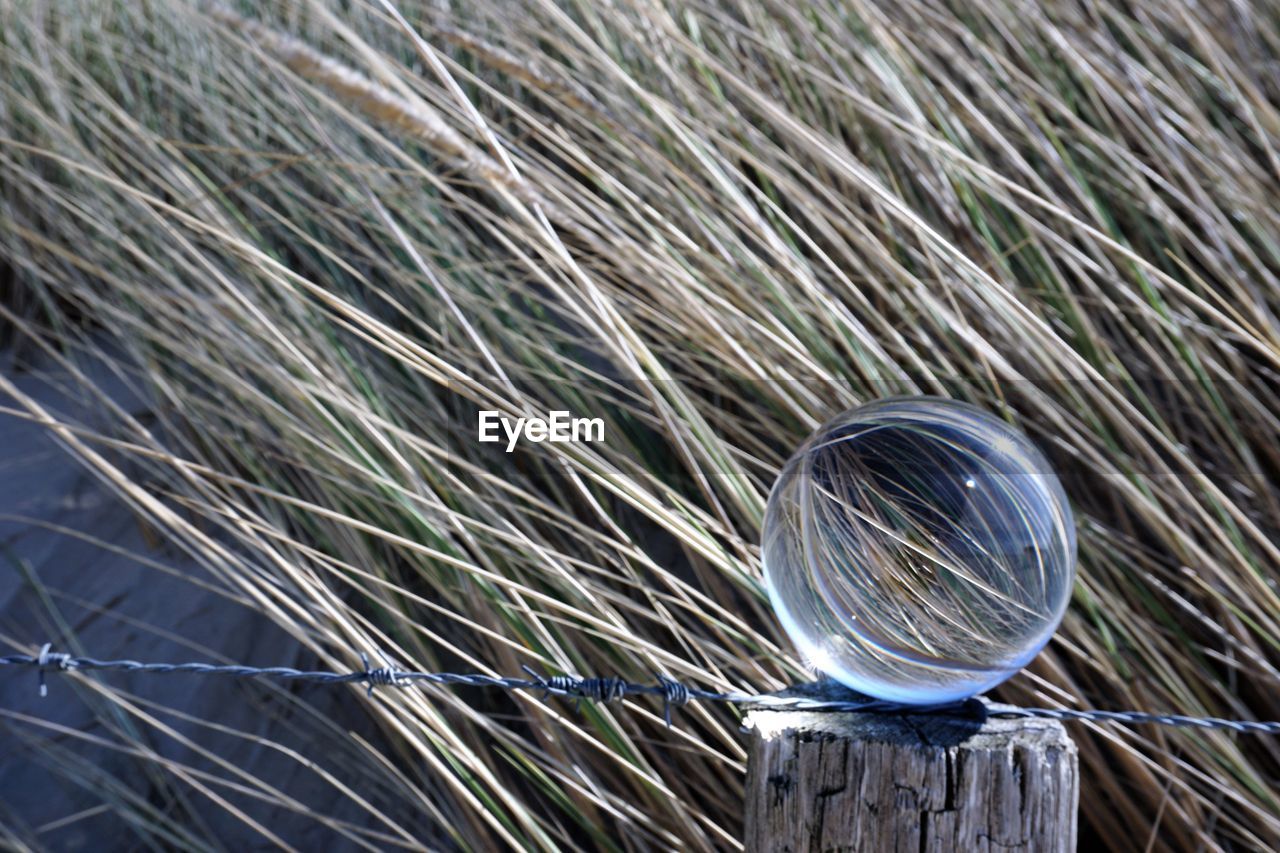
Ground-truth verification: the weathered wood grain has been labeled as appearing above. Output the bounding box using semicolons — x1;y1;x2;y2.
744;684;1078;852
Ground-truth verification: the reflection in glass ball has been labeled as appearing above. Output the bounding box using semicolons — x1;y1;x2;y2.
762;397;1076;704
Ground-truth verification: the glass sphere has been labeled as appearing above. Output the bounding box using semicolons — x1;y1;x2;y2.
762;396;1076;704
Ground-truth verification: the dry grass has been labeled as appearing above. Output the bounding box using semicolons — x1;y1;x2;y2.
2;0;1279;849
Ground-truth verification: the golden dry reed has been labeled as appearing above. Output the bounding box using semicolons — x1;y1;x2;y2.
2;1;1280;849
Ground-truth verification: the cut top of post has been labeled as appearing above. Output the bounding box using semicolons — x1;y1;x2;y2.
743;683;1079;853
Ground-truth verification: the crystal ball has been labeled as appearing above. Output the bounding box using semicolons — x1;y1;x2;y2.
762;397;1076;704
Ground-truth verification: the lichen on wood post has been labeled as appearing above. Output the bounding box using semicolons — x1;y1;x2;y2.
743;683;1078;853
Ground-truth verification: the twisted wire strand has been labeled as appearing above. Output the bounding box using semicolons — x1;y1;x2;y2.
4;647;1279;733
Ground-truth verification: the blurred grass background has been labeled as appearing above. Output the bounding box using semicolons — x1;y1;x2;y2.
2;0;1280;849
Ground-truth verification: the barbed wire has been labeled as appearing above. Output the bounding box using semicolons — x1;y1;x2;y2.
4;643;1279;734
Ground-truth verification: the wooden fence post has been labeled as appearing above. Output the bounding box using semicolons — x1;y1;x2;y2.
743;683;1078;852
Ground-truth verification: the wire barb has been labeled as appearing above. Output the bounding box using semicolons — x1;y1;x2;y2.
655;674;690;727
518;667;628;713
5;644;1280;734
359;651;403;698
35;643;73;698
